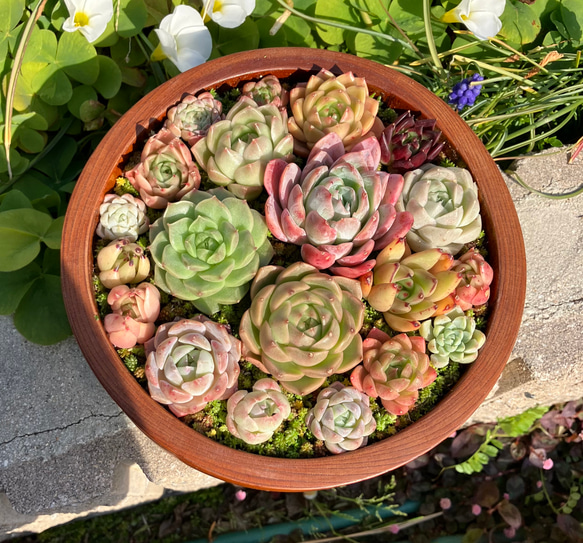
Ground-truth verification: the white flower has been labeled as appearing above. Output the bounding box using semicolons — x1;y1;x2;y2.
153;5;213;73
204;0;255;29
441;0;506;41
62;0;114;43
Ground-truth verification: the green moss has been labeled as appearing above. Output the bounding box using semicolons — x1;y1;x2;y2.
361;301;392;338
92;274;109;320
377;100;397;125
117;345;147;380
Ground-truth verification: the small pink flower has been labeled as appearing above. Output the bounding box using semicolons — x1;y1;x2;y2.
471;504;482;516
440;497;452;510
542;458;554;470
235;490;247;502
536;480;543;488
449;431;457;438
503;526;516;538
388;524;400;534
104;283;161;348
503;493;510;501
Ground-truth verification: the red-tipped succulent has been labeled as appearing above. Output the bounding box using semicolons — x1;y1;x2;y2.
453;248;494;310
264;133;413;279
351;328;437;416
379;111;445;173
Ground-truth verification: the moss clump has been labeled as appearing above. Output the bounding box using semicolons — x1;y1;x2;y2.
376;99;397;125
361;301;392;338
117;345;147;381
92;274;109;320
113;176;139;197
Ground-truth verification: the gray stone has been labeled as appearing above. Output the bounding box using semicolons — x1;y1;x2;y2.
469;147;583;423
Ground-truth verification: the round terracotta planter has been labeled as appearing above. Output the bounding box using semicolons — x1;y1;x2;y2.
62;48;526;492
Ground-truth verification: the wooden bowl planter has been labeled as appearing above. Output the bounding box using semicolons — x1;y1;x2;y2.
62;48;526;492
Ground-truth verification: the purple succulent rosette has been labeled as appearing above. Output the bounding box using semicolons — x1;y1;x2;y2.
145;316;241;417
264;132;413;279
226;378;291;445
165;92;223;147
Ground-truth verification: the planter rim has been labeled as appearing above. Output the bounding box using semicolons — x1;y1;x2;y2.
62;47;526;492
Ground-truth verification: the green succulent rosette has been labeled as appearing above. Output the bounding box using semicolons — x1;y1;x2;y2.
149;188;274;314
239;261;365;395
419;307;486;368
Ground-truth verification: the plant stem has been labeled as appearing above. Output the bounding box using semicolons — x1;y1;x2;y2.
422;0;443;73
3;0;48;181
273;0;414;51
505;170;583;199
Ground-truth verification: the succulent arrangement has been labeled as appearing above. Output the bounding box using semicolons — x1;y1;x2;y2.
92;70;493;458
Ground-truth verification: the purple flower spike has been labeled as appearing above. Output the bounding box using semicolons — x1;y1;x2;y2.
449;74;484;110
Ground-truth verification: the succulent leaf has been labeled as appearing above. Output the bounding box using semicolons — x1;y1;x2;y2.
96;193;149;241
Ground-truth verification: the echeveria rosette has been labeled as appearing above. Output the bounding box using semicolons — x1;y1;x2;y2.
165;92;223;147
264;133;413;279
351;328;437;416
126;128;201;209
396;164;482;254
419;307;486;368
453;249;493;311
96;238;150;289
149;188;274;315
305;382;376;454
241;75;288;109
288;69;380;157
192;96;294;200
366;238;462;332
226;378;291;445
239;262;365;396
96;194;149;241
379;111;445;173
145;316;241;417
104;283;161;349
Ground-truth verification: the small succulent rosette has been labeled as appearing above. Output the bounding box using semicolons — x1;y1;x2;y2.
103;283;161;349
241;75;288;109
192;96;294;200
96;194;149;241
379;111;445;173
149;188;274;315
264;133;413;279
145;316;241;417
366;238;462;332
453;248;493;311
239;261;365;396
126;128;201;209
288;69;381;156
305;382;376;454
226;378;291;445
419;307;486;368
96;238;150;289
396;164;482;254
351;328;437;416
165;92;223;146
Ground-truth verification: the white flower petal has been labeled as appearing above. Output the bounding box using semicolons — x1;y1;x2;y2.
163;5;205;35
465;11;503;40
175;47;210;73
176;28;213;60
155;28;179;63
469;0;505;17
61;0;113;42
210;5;247;28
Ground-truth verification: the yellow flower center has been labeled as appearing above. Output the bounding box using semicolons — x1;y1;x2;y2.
74;11;90;27
214;0;223;12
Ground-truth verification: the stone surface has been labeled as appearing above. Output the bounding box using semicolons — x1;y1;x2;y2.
469;147;583;423
0;316;220;540
0;148;581;537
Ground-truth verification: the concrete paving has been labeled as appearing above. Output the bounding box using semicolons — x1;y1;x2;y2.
1;147;582;538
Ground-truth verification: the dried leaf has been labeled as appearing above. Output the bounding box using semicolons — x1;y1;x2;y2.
475;480;500;508
497;500;522;529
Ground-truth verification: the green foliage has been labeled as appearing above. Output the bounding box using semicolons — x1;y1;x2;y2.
453;405;550;475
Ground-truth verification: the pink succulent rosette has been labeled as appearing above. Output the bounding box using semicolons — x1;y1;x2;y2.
104;283;161;349
351;328;437;416
453;248;493;311
264;132;413;279
241;75;289;110
145;316;241;417
126;128;201;209
226;378;291;445
165;92;223;147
